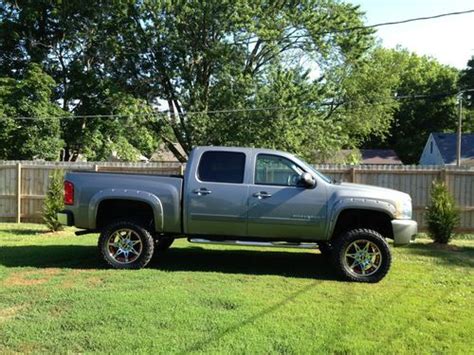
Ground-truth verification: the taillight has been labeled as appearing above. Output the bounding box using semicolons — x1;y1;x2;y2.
64;181;74;205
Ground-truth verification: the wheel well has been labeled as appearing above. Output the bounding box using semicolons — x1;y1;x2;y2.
331;209;393;240
96;199;154;230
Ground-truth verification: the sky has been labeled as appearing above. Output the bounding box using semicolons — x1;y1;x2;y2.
351;0;474;69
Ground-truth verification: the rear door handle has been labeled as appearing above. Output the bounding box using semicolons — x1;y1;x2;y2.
193;188;212;196
253;191;272;199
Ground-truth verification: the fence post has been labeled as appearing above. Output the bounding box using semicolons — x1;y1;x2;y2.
440;168;447;184
179;164;184;175
350;167;356;183
16;163;21;223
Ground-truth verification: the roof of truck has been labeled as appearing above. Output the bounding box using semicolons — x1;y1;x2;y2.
194;146;290;156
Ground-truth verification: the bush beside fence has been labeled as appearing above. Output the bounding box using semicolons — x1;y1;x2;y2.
1;161;473;232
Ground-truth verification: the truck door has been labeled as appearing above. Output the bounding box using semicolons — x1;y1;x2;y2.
247;154;327;240
185;150;249;236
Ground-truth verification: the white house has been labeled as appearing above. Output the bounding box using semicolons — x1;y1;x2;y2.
419;133;474;166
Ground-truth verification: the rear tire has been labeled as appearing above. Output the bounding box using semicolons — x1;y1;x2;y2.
98;220;154;269
332;229;391;283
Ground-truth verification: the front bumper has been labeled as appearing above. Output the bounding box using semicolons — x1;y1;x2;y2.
57;211;74;226
391;219;417;246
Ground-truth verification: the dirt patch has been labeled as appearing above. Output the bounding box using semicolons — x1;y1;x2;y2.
41;230;71;237
60;278;76;289
2;268;61;287
15;342;43;353
0;305;25;324
87;276;103;287
59;270;103;289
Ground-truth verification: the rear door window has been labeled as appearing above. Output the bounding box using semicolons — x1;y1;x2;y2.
198;151;246;183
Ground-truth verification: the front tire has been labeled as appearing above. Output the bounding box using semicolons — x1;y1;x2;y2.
98;220;154;269
332;229;391;283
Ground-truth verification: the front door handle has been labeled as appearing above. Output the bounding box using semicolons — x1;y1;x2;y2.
193;188;212;196
253;191;272;199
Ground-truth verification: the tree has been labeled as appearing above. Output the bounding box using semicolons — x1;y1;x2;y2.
0;64;64;160
61;91;164;161
364;48;459;164
460;56;474;132
97;0;397;160
0;1;164;161
326;47;401;152
460;56;474;107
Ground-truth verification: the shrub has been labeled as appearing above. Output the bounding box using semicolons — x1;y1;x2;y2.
426;180;460;244
43;170;64;232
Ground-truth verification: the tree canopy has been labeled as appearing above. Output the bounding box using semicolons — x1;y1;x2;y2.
460;56;474;132
363;48;459;164
0;64;64;160
460;56;474;107
0;0;403;161
0;1;463;162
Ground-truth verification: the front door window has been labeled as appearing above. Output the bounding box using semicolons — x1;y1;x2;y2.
255;154;303;187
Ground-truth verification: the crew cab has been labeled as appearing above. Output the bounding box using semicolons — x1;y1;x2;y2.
58;146;417;282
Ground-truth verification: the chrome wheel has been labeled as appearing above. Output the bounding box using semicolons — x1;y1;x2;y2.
107;228;143;264
343;239;382;277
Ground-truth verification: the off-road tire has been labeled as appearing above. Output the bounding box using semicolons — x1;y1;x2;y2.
155;237;174;251
332;228;391;283
98;220;154;269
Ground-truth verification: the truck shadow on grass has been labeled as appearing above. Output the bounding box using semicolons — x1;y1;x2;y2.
0;244;338;279
152;247;339;280
2;242;470;277
0;245;102;269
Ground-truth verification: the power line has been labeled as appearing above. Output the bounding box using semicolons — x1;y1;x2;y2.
352;9;474;32
2;89;473;121
0;107;305;121
232;9;474;45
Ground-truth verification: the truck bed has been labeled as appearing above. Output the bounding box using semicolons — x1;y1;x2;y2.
64;171;184;232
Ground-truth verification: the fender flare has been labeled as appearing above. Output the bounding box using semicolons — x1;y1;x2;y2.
327;198;396;238
89;188;164;231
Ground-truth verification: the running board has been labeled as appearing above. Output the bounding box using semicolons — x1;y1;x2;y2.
188;238;318;249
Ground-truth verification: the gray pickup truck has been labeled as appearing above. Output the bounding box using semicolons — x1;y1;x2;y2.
58;146;417;282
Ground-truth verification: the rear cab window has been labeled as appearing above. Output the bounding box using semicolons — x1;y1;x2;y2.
198;151;246;183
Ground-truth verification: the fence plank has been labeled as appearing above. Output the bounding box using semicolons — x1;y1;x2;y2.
16;163;21;223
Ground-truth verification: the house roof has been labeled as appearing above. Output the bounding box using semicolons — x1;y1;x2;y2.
432;133;474;164
339;149;402;164
359;149;402;164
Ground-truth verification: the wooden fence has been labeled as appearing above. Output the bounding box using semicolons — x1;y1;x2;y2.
1;161;473;231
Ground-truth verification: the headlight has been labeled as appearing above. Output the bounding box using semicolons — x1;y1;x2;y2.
396;199;412;219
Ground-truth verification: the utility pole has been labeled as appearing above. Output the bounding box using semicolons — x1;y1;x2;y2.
456;94;463;167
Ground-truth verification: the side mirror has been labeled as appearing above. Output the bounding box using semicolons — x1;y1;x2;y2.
300;172;316;188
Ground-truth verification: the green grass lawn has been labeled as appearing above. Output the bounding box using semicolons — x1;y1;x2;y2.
0;224;473;354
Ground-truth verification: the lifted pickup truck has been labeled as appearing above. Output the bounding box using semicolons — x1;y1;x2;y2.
58;146;417;282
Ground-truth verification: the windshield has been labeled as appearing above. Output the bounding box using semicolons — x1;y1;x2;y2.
291;155;333;184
